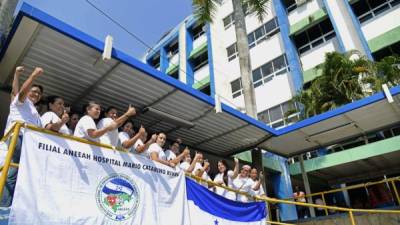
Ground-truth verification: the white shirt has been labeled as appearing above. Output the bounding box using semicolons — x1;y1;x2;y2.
233;176;254;202
251;180;265;196
180;161;190;171
148;143;166;160
74;115;98;142
164;150;177;161
41;111;70;135
97;118;119;146
134;139;149;158
5;94;41;133
214;170;236;201
118;131;132;151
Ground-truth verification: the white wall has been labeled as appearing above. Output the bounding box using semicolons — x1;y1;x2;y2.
194;64;210;82
300;38;339;71
324;0;367;55
249;34;285;69
169;53;179;67
178;23;187;84
255;73;294;113
361;7;400;41
288;0;323;26
193;34;207;49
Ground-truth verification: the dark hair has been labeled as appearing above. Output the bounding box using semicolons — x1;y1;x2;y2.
46;95;62;108
218;160;229;185
105;106;117;114
32;84;43;93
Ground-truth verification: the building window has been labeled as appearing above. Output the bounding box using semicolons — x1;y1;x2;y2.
372;40;400;61
199;84;211;96
252;54;289;88
351;0;399;24
230;54;289;98
248;17;280;49
167;39;179;57
222;2;252;30
257;101;300;129
230;78;243;98
226;43;239;61
226;17;280;62
223;14;235;29
293;18;336;55
192;51;209;71
148;53;160;69
191;23;206;40
283;0;298;13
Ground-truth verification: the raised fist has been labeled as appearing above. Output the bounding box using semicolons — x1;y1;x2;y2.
15;66;24;74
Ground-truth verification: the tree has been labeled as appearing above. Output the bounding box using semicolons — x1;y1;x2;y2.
192;0;270;118
0;0;19;46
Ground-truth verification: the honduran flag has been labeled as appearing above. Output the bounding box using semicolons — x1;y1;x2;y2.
186;178;266;225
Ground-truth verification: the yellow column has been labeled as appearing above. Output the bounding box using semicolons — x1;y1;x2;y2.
391;180;400;206
321;193;329;216
0;123;22;199
349;211;356;225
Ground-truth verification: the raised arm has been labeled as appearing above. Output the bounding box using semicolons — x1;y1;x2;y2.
114;105;136;127
45;112;69;132
232;158;239;179
186;153;201;173
150;152;174;167
18;67;43;103
122;126;145;149
170;147;190;165
136;133;156;153
88;121;118;139
252;171;264;191
11;66;24;101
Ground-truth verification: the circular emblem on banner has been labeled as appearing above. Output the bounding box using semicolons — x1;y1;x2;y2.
96;174;139;221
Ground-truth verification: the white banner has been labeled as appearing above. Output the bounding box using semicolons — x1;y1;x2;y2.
9;129;189;225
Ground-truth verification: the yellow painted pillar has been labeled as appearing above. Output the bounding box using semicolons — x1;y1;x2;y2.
0;123;22;198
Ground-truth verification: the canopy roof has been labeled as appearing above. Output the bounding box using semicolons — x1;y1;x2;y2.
1;3;399;157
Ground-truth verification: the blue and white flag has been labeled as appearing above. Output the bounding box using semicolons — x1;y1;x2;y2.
186;178;266;225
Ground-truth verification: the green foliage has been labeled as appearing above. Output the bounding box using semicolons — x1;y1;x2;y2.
295;51;400;119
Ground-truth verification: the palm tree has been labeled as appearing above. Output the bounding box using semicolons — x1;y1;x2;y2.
192;0;270;118
295;51;375;119
0;0;19;46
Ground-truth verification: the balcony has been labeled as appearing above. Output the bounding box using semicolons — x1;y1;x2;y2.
193;33;207;50
299;36;339;71
193;63;209;84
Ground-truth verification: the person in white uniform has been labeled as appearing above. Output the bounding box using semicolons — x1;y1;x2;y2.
164;139;190;166
74;102;135;142
250;168;265;197
41;95;70;135
119;122;145;153
2;66;44;207
213;158;239;201
67;112;80;135
233;165;254;202
148;133;174;167
97;106;136;146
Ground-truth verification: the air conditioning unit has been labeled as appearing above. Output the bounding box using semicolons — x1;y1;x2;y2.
296;0;307;6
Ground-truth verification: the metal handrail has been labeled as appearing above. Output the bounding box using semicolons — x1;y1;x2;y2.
0;123;399;225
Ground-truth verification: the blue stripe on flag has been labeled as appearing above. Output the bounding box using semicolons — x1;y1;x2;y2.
186;178;266;222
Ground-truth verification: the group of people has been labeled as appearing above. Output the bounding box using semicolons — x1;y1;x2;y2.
2;66;266;206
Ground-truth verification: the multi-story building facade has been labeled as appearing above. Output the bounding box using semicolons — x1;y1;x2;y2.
144;0;400;129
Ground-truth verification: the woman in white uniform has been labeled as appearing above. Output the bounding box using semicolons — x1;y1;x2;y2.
41;95;70;135
213;158;239;201
74;102;134;142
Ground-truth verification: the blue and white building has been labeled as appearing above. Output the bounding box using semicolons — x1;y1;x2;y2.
144;0;400;129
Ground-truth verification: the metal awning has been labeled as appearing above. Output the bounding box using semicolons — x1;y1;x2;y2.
0;4;274;156
1;3;400;158
259;87;400;156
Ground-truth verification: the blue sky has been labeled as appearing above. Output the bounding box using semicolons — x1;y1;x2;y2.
21;0;193;59
89;0;193;58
